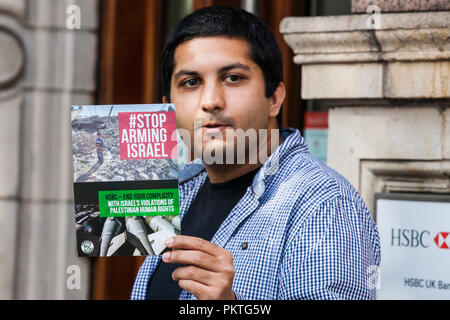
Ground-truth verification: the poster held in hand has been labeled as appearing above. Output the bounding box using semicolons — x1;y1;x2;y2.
71;104;180;257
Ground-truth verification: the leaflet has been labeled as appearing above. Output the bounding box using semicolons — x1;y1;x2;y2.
71;104;180;257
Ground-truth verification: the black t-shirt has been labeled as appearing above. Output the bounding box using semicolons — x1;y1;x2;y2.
146;167;259;300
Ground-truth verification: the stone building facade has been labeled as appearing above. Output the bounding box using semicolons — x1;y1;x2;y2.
281;1;450;215
0;0;98;299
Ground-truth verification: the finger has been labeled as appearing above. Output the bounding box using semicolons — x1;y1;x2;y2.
165;235;223;256
162;249;221;272
172;265;215;286
177;279;212;300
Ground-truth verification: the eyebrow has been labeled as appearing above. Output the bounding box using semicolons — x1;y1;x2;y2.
173;70;199;80
218;63;250;73
173;63;250;80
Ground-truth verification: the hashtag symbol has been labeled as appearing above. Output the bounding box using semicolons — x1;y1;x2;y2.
129;114;136;128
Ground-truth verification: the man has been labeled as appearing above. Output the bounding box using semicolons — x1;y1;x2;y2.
96;132;104;165
131;6;380;300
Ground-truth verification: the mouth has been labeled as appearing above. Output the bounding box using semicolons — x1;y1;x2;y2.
202;122;232;133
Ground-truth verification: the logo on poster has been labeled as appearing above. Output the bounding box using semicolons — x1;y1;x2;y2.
81;240;94;254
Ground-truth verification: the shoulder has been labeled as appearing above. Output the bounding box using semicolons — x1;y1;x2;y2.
262;128;360;207
268;148;374;236
277;151;381;267
275;149;361;207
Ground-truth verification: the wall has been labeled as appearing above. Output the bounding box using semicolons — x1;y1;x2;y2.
0;0;99;299
281;5;449;214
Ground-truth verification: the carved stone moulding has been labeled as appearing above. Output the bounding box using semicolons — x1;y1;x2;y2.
360;160;450;214
0;28;24;88
352;0;450;13
0;0;26;20
280;11;450;99
0;0;26;89
280;12;450;64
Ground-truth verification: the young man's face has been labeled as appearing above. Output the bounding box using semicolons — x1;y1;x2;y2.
167;36;282;162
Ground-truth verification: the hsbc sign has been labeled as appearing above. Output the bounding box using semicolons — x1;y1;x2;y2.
376;194;450;300
390;229;450;249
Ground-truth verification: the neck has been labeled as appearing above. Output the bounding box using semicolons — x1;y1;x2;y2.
204;163;262;184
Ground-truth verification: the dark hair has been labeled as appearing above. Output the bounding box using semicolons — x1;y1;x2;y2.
161;6;283;123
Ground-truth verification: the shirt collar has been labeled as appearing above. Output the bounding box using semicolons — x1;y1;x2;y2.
178;127;308;197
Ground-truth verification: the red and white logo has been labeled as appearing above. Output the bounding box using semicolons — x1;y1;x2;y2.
434;232;449;249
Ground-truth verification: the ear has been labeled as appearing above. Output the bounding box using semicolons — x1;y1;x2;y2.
269;82;286;118
162;96;169;104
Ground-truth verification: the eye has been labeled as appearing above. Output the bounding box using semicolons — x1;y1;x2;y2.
224;74;243;83
181;78;200;88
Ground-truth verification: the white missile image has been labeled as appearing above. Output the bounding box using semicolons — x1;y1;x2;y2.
100;217;124;257
147;216;175;233
165;215;181;231
126;216;155;255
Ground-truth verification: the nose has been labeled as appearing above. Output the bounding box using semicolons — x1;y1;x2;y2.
200;80;225;113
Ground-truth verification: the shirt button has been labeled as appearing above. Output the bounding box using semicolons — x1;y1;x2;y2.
241;242;248;250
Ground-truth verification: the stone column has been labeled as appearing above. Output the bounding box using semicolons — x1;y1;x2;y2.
0;0;99;299
280;5;449;214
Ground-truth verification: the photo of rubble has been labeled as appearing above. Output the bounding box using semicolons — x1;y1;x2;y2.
71;104;179;183
75;204;181;257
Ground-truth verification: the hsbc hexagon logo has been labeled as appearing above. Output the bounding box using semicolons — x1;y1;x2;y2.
434;232;449;249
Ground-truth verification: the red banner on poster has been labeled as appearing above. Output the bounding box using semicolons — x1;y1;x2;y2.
118;112;177;160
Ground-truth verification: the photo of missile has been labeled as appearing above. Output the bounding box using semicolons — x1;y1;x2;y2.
74;204;180;257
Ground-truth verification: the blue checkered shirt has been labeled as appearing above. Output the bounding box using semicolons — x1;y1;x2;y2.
131;128;381;300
